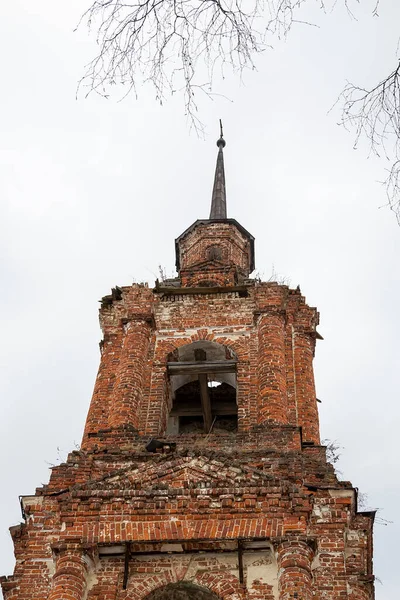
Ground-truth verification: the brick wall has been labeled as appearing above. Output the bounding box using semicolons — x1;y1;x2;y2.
81;279;320;447
1;459;374;600
177;221;253;286
1;219;374;600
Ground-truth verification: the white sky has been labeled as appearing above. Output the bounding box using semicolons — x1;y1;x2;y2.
1;1;399;598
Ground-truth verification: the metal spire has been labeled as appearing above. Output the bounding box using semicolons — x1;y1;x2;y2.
209;120;227;219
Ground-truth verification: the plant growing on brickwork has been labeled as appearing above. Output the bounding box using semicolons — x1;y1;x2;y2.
252;266;291;285
158;265;176;282
44;442;81;468
267;265;291;287
158;265;168;283
322;438;342;476
324;445;392;529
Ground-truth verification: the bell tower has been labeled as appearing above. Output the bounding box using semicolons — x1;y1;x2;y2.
2;131;375;600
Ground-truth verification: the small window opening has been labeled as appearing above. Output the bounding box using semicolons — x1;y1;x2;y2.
166;342;237;435
208;380;221;388
207;245;223;261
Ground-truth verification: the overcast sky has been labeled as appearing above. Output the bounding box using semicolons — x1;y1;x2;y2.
1;1;399;598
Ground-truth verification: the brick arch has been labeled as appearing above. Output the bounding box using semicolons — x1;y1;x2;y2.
125;576;228;600
211;335;248;361
143;581;222;600
160;337;193;364
193;570;246;600
124;572;178;600
158;331;248;364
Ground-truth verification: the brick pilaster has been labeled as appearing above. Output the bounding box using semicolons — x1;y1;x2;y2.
81;329;124;448
276;540;314;600
109;316;153;430
258;312;288;425
48;545;90;600
293;331;320;444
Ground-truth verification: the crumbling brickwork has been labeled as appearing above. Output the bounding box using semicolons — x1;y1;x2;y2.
1;139;374;600
81;280;320;445
176;220;254;287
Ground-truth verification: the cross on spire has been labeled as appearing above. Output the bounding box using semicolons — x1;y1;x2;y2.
209;120;227;219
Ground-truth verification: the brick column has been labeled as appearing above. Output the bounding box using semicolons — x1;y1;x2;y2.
350;583;374;600
293;330;320;444
109;316;153;430
276;541;314;600
81;330;124;448
257;312;288;425
48;545;90;600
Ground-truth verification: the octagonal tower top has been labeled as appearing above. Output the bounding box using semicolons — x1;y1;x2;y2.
175;126;255;287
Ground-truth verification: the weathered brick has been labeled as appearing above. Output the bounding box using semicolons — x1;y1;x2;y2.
1;144;374;600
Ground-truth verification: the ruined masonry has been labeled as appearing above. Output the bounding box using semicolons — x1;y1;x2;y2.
1;132;375;600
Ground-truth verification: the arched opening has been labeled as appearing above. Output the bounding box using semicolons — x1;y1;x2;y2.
206;245;223;261
144;582;221;600
166;341;237;434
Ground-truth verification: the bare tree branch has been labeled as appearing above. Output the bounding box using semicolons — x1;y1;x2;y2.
76;0;400;223
77;0;334;131
76;1;380;126
338;61;400;223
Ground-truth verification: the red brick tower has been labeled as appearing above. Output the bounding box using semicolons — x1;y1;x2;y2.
2;130;375;600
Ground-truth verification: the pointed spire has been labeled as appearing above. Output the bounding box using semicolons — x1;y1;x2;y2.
209;120;227;219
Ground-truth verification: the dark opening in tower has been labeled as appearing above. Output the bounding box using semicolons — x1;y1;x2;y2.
166;341;237;434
